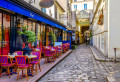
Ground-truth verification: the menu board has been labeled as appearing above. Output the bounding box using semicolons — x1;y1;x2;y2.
55;42;62;46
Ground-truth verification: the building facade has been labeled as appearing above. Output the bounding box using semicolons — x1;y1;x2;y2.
71;0;93;44
92;0;120;58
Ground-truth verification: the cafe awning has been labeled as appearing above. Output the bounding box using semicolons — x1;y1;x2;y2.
0;0;66;31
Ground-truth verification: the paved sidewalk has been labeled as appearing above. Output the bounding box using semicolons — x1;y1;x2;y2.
90;46;120;62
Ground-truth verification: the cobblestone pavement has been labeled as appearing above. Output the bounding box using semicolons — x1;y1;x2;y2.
38;45;120;82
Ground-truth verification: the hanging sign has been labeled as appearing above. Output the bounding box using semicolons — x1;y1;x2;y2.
39;0;54;8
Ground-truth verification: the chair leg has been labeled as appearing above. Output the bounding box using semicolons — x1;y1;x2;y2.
14;65;17;73
7;67;10;78
22;69;23;75
35;64;38;75
0;67;2;78
38;63;41;72
50;57;51;63
44;57;46;64
25;68;28;81
31;66;33;76
17;68;19;80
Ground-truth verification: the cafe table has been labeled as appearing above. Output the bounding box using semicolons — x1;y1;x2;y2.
8;54;37;76
8;54;37;59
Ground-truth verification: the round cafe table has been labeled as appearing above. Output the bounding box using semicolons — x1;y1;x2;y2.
8;54;37;76
8;55;37;59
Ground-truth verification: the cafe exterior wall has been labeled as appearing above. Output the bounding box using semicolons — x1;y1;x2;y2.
23;0;68;43
0;0;68;54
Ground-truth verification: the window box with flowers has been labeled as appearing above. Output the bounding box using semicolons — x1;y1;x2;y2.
98;14;103;25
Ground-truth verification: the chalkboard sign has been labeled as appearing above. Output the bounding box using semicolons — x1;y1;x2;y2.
55;42;62;46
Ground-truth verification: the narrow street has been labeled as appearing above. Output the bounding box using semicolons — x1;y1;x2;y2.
38;45;112;82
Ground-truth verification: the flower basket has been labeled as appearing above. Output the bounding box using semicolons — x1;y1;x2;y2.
98;14;103;25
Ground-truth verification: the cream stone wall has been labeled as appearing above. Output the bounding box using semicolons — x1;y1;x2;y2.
92;0;108;57
108;0;120;58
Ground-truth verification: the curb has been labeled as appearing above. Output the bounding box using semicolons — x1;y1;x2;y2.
90;46;113;62
90;46;119;82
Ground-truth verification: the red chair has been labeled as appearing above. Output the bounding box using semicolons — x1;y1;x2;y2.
62;44;67;52
14;51;23;55
56;46;62;57
15;56;33;81
44;48;54;63
50;47;56;61
66;43;70;50
30;51;41;75
0;55;16;78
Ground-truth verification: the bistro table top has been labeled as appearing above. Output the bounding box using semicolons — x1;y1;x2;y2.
8;55;37;59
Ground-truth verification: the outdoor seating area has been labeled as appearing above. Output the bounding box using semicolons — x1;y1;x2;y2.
0;43;71;81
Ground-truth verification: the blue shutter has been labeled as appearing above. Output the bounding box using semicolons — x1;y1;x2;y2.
84;4;87;10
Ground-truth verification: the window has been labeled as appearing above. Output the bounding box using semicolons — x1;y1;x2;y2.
74;5;77;11
84;4;87;10
41;8;46;13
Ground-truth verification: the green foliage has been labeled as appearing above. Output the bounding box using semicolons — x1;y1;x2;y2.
18;27;36;43
52;34;56;45
49;31;52;36
90;31;92;39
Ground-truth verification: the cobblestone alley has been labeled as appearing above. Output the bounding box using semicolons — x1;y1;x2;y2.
38;45;120;82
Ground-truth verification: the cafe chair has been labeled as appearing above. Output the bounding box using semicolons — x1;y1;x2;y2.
66;43;70;50
14;51;23;55
30;51;41;75
44;48;54;63
0;55;16;78
50;47;56;61
62;44;67;52
15;56;33;81
56;46;62;57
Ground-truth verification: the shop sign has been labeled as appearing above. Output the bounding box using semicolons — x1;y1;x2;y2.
30;12;34;17
39;0;54;8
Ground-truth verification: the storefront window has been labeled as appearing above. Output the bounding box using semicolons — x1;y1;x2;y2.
32;22;35;32
37;24;41;40
23;19;27;28
55;29;58;41
28;20;32;31
41;25;45;45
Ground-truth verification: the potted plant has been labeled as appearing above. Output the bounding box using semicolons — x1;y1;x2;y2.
17;27;36;55
52;34;56;46
49;31;53;46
